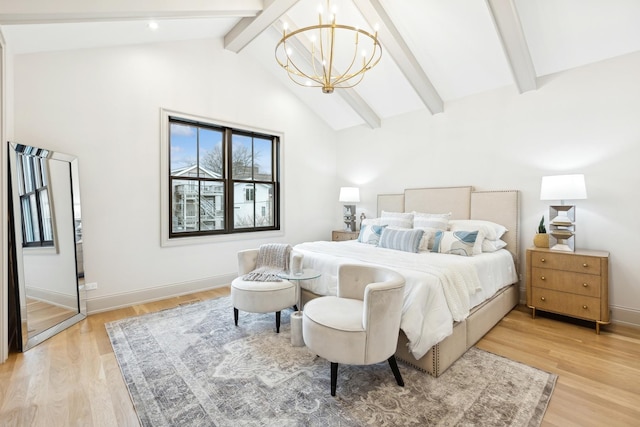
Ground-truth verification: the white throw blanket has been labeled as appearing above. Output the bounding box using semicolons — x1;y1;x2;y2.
243;243;291;282
294;241;486;359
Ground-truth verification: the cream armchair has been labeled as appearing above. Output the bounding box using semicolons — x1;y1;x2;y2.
302;264;406;396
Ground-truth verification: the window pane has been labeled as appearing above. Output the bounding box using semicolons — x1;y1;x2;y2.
23;156;34;193
29;194;41;242
234;182;254;228
200;181;224;230
171;179;199;233
254;137;272;180
39;157;48;187
256;184;274;227
21;198;35;243
231;134;253;180
199;128;223;178
170;123;197;176
39;189;54;241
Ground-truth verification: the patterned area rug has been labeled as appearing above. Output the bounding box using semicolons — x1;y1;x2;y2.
106;296;556;426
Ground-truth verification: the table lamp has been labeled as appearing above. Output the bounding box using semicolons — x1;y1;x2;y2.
540;174;587;251
339;187;359;232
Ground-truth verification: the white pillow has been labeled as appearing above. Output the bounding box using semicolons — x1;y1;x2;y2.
380;211;414;229
431;230;479;257
448;219;507;241
361;218;382;227
412;211;450;230
482;238;508;252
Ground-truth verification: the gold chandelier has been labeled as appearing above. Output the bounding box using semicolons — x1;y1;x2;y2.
275;1;382;94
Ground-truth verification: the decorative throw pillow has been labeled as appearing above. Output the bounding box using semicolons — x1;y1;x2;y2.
378;228;424;253
431;230;479;256
380;211;414;229
357;224;387;245
415;227;437;251
412;211;451;230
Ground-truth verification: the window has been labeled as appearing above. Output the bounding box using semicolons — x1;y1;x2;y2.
168;116;280;238
15;153;54;247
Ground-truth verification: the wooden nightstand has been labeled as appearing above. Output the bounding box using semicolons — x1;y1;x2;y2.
526;247;610;334
332;230;359;241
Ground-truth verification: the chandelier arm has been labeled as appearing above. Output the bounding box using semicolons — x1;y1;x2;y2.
331;31;361;87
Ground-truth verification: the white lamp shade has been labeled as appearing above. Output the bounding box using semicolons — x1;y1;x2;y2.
540;174;587;201
339;187;360;203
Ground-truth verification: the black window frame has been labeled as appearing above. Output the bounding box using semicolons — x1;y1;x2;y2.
168;116;280;239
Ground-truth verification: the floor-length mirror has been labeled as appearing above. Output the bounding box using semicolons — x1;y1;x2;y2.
7;142;86;351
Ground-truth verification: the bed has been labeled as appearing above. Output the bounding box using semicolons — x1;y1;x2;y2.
295;186;520;377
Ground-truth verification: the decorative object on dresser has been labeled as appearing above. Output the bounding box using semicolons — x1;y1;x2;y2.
533;215;549;248
332;230;359;241
540;174;587;252
526;247;609;333
339;186;360;231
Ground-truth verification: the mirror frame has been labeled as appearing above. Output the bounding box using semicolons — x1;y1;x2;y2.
8;142;86;351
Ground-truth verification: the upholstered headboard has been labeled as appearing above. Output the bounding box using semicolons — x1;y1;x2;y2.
377;186;520;268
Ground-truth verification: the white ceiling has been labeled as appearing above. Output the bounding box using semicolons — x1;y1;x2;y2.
2;0;640;131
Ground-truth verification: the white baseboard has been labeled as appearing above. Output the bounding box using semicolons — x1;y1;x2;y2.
26;286;78;311
85;274;236;314
609;305;640;328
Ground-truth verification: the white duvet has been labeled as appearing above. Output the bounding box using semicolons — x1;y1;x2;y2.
294;240;517;359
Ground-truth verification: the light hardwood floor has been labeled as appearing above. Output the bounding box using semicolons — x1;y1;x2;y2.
1;287;639;426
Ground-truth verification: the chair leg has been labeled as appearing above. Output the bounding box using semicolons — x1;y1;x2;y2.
233;308;239;326
275;311;281;333
330;362;338;396
388;356;404;387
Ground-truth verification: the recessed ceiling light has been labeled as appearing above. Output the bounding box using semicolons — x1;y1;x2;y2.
148;21;159;31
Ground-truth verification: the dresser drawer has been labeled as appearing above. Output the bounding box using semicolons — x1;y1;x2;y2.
531;267;601;297
332;230;359;241
530;252;601;275
531;287;601;321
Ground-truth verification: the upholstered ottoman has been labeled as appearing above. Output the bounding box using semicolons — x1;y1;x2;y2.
231;248;297;333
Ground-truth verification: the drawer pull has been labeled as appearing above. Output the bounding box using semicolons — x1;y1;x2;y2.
540;258;545;262
582;305;588;309
583;263;588;268
540;296;546;301
540;276;546;280
582;283;588;287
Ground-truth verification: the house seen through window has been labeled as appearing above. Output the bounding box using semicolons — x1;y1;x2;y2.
169;116;280;237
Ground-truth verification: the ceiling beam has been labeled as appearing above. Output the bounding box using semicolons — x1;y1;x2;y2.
224;0;299;53
271;21;381;129
0;0;262;24
486;0;537;93
353;0;444;115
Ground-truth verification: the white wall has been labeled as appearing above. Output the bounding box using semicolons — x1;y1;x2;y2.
11;38;338;312
336;52;640;326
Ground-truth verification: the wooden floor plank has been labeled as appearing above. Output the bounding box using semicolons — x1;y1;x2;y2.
1;287;638;427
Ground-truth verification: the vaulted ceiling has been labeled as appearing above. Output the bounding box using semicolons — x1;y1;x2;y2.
2;0;640;130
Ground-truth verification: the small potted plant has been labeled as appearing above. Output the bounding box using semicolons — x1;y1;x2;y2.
534;215;549;248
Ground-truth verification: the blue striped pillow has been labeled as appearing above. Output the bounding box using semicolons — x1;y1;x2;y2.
378;228;424;253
